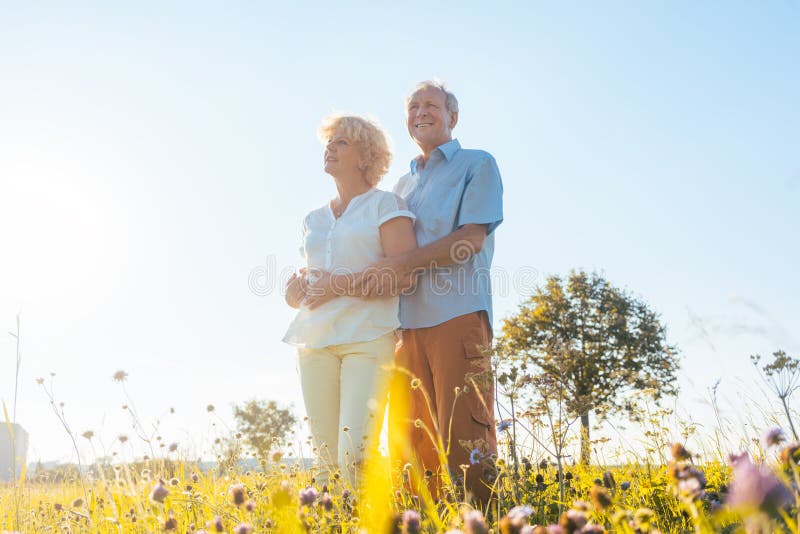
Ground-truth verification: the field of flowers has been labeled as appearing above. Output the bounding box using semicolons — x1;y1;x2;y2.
1;427;799;534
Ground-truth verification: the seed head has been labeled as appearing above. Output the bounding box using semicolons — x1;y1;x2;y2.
589;485;613;511
670;443;691;461
229;483;247;506
112;370;128;382
164;512;177;531
539;458;549;470
602;470;616;490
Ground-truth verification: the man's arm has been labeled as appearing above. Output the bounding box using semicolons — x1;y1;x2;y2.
360;223;488;297
303;216;418;309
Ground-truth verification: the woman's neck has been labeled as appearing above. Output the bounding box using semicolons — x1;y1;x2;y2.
333;174;371;204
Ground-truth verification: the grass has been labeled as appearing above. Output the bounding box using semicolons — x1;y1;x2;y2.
3;421;799;533
3;353;800;532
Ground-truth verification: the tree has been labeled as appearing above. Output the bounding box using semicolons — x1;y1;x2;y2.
497;270;680;464
233;399;297;467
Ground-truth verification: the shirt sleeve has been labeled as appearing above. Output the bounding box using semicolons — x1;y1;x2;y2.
377;192;416;226
457;154;504;235
298;214;308;260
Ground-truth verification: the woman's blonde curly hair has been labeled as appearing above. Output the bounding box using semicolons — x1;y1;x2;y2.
317;114;392;186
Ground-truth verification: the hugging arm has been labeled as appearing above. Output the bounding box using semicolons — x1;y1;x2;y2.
303;215;417;309
359;223;488;297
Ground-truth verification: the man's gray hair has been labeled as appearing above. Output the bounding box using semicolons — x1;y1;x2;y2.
408;79;459;114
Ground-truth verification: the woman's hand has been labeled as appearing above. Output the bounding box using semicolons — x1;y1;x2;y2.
303;271;354;309
284;269;308;309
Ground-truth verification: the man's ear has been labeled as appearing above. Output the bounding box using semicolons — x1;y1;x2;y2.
449;111;459;130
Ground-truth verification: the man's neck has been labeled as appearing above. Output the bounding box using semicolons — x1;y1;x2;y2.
416;137;452;167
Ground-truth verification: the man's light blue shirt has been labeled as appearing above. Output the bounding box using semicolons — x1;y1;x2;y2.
393;139;504;330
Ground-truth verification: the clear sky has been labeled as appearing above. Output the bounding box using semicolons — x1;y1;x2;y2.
1;1;798;463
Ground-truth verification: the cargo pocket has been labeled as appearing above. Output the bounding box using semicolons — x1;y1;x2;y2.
463;334;488;359
470;411;491;431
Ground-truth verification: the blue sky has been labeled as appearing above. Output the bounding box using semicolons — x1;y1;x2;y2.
1;1;798;461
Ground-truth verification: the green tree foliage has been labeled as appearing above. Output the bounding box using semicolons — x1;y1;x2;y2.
497;270;680;464
233;399;297;466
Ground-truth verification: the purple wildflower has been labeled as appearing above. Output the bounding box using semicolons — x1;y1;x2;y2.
299;487;319;506
546;526;565;534
320;492;333;512
469;448;482;465
402;510;422;534
764;427;786;447
233;523;252;534
149;479;169;503
463;509;488;534
497;420;512;432
671;463;707;500
726;453;793;515
620;481;631;491
507;505;534;521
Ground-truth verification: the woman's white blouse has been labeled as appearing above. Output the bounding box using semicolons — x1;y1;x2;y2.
283;188;416;348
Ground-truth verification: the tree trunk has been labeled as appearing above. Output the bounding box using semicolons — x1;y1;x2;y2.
580;412;591;465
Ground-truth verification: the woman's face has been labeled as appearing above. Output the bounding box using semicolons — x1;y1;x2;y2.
323;132;362;179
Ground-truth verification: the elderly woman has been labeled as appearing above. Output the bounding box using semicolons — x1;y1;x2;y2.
283;114;416;485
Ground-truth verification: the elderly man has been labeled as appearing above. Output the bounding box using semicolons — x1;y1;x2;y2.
370;80;504;503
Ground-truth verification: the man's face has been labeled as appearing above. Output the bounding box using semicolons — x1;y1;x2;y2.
406;86;456;153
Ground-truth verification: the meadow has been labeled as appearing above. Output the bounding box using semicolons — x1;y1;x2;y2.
1;371;799;534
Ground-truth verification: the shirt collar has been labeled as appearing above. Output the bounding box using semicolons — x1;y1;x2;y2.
410;138;461;173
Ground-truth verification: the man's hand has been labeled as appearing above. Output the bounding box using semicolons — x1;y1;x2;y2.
304;271;362;309
358;255;415;298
